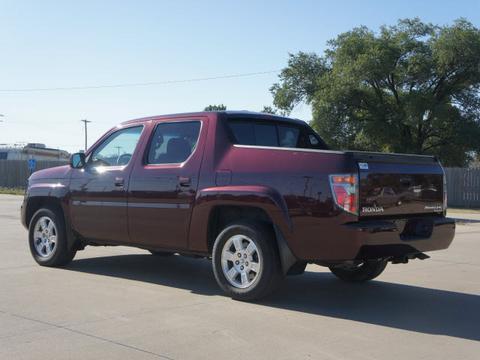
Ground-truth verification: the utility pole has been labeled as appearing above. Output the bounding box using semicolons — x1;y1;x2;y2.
80;119;91;152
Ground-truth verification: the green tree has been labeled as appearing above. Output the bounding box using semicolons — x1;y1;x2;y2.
260;105;277;114
271;18;480;166
204;104;227;111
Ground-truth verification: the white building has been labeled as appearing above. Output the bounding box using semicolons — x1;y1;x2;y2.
0;143;69;161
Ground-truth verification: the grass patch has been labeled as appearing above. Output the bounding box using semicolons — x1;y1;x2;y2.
0;187;25;195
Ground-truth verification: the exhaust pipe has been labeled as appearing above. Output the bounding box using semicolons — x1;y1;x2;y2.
391;252;430;264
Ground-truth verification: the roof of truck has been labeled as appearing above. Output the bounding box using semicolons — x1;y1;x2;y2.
121;111;307;126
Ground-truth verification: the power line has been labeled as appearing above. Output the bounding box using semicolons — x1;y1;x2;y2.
0;70;281;93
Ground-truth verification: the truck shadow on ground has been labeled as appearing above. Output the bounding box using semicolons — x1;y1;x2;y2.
66;253;479;342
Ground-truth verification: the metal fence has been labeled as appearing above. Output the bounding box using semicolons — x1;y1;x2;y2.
0;160;68;188
1;160;480;208
444;167;480;208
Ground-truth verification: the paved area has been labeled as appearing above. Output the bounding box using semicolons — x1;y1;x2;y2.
448;209;480;223
0;194;479;359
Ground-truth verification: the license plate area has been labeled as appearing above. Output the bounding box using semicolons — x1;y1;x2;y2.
400;218;434;241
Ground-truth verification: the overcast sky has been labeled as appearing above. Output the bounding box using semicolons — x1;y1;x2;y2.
1;0;479;153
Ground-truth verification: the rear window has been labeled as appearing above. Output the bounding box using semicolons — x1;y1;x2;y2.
227;119;327;150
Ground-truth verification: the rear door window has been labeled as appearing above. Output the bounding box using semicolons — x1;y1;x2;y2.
147;121;201;164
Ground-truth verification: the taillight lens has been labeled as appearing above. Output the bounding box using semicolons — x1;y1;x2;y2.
329;174;358;215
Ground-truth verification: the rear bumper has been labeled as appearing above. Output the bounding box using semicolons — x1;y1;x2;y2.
340;216;455;261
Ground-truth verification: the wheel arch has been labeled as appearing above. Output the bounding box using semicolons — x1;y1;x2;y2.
189;185;298;274
24;193;78;251
25;196;64;228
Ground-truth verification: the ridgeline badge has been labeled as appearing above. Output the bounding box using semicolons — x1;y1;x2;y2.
424;205;443;212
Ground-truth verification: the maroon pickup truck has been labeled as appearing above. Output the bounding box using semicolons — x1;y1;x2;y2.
21;111;455;300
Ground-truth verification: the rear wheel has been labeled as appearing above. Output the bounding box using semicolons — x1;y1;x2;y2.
29;208;76;267
329;260;387;282
212;222;283;301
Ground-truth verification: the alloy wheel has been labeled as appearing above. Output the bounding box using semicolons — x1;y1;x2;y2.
33;216;57;258
221;234;262;289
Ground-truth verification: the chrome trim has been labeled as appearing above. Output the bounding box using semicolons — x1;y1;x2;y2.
233;144;345;155
233;144;438;159
72;200;189;209
128;202;190;209
72;200;126;207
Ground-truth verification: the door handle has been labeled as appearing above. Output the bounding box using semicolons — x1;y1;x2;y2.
178;176;191;187
114;177;125;187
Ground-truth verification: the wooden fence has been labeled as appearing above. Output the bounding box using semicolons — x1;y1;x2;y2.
0;160;68;188
1;160;479;208
444;167;480;208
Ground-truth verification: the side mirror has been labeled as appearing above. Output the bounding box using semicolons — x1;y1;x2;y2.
70;153;86;169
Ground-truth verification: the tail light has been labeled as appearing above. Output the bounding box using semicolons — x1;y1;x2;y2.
329;174;359;215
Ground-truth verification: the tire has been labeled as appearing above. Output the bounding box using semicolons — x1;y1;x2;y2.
28;207;77;267
212;222;283;301
329;260;387;282
149;250;175;257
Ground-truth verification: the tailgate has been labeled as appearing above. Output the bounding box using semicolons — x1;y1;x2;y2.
348;151;445;217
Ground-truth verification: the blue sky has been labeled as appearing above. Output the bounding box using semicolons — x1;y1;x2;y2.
1;0;479;153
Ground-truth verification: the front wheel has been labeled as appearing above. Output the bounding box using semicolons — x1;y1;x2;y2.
212;222;283;301
329;260;387;282
29;208;77;267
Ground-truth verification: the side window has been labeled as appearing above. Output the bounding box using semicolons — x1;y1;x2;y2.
228;119;328;150
298;126;328;150
90;126;143;167
254;123;278;147
228;120;279;147
229;121;255;145
147;121;201;164
278;125;300;147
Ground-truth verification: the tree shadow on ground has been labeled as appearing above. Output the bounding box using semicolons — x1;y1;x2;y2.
65;254;479;341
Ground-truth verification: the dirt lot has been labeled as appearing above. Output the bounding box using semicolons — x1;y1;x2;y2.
0;194;478;359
